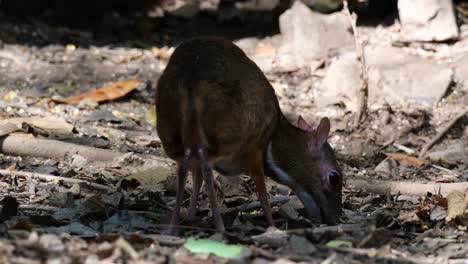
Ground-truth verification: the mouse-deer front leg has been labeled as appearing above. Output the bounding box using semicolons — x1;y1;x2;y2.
249;149;274;226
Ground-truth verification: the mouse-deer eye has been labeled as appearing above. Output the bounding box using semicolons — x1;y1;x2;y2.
328;170;340;188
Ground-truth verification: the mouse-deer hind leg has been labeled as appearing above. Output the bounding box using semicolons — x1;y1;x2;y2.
187;167;203;221
167;149;192;235
197;149;225;232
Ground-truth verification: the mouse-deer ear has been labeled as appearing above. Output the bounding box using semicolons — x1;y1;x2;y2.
297;115;314;132
316;117;330;147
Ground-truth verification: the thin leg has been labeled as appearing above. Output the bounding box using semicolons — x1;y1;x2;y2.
168;149;191;235
187;167;203;221
198;149;225;232
249;149;274;226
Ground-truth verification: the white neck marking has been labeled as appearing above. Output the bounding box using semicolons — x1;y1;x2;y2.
265;143;291;185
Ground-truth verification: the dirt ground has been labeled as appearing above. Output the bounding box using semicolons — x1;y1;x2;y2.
0;3;467;264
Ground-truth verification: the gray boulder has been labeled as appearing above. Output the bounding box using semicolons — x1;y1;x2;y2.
398;0;459;42
317;47;453;110
276;0;353;71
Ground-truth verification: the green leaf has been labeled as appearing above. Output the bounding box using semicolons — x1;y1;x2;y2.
326;240;353;248
184;237;245;258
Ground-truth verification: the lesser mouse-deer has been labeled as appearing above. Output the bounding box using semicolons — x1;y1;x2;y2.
156;37;342;234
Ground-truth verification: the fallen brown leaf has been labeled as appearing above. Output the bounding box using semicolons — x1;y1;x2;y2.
0;122;20;137
5;163;16;171
52;78;140;104
151;47;173;60
398;209;420;224
384;153;426;168
116;52;142;64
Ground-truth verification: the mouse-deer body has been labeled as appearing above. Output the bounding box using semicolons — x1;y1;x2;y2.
156;37;342;234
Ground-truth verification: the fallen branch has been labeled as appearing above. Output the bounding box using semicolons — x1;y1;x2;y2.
419;109;468;158
0;169;114;191
347;178;468;197
0;134;124;162
343;0;369;128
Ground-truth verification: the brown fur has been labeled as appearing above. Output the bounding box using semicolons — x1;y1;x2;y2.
156;37;342;233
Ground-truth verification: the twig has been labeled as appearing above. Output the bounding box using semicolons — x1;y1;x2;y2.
343;0;369;128
18;204;59;212
236;195;295;211
115;237;139;260
147;223;220;233
0;169;114;191
419;109;468;159
432;164;461;177
287;223;372;236
393;143;416;155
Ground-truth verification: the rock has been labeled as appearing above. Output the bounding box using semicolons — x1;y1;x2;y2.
160;0;199;18
235;38;261;56
430;206;447;221
252;227;289;248
289;235;317;255
427;141;467;165
276;0;353;71
317;47;453;110
316;53;362;111
339;137;379;165
70;184;81;196
235;37;278;73
367;46;452;106
279;202;300;220
48;192;74;208
70;154;88;170
454;54;468;91
374;157;399;178
398;0;459;42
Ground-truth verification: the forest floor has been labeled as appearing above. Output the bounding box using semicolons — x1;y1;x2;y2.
0;5;467;264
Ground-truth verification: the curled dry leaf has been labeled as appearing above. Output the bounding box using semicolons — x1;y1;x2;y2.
398;209;421;224
384;153;427;168
52;78;140;104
